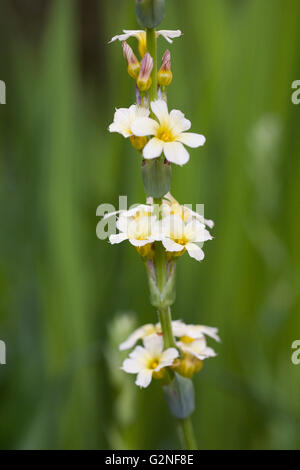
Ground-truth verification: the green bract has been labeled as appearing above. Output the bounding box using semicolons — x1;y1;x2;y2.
142;158;172;199
136;0;166;29
163;373;195;419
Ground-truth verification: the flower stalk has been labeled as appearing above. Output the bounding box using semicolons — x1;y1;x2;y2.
154;240;177;349
106;3;218;452
180;417;197;450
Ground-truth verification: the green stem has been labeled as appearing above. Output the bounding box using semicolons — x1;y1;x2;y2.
154;241;166;290
160;306;176;349
179;417;197;450
146;28;158;103
154;241;177;349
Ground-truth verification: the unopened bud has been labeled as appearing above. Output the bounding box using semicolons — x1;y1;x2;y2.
122;41;141;80
158;50;173;87
172;354;203;379
130;135;148;151
152;367;167;381
167;247;186;261
137;53;153;92
136;0;165;29
142;158;172;199
135;242;155;260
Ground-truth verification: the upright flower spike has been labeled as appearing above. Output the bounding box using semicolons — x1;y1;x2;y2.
158;50;173;88
137;53;154;92
105;0;217;449
132;100;206;166
122;41;141;80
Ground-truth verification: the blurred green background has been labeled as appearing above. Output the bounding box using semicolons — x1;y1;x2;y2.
1;0;300;450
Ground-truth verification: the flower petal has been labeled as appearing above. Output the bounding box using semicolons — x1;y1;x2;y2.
119;325;154;351
109;233;128;245
143;334;164;355
157;30;182;43
109;33;130;43
161;215;184;239
169;110;191;134
143;137;164;159
171;321;188;338
109;108;132;137
177;132;206;148
184;220;212;243
122;358;141;374
160;348;179;367
186;243;205;261
116;216;129;233
136;369;153;388
183;325;220;343
129;239;151;247
198;326;220;343
163;142;190;166
129;345;149;361
162;238;185;253
151;100;169;123
131;117;158;137
123;29;144;37
204;346;217;358
109;30;144;43
134;105;150;119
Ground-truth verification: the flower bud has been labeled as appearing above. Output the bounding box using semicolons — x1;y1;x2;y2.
167;247;186;261
130;135;148;151
136;0;165;29
152;368;167;380
158;50;173;87
136;243;155;260
172;354;203;379
142;158;172;199
122;41;141;80
137;53;153;92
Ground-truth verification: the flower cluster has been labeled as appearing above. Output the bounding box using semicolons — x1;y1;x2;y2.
108;194;213;262
121;320;220;387
108;30;206;166
109;100;206;167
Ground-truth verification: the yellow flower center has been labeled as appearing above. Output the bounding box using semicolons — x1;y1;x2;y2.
180;336;195;344
156;125;175;143
173;235;189;246
148;359;159;370
133;210;151;221
169;204;190;222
